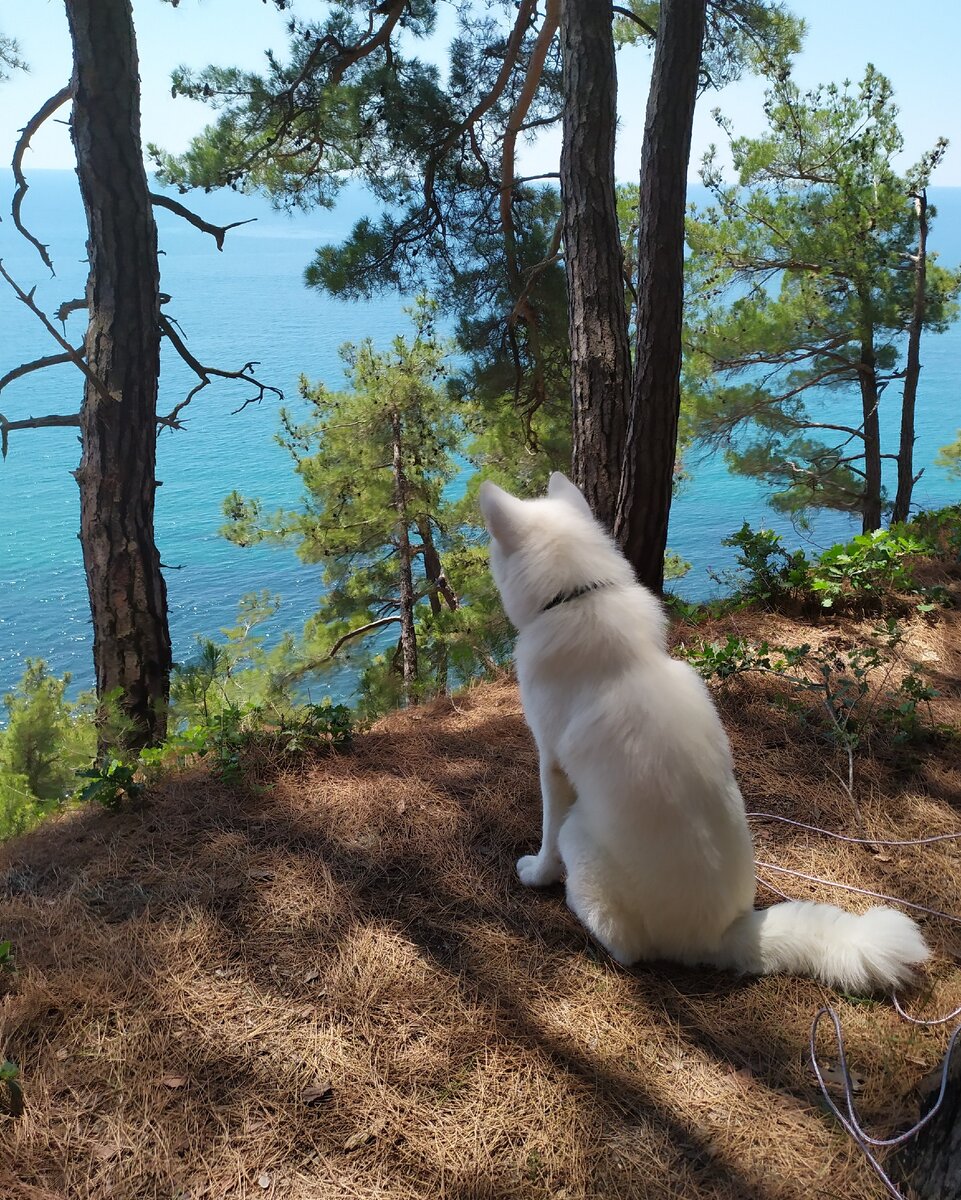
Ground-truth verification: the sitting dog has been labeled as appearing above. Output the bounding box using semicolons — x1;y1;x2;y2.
479;471;928;992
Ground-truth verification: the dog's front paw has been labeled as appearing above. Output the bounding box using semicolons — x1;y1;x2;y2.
517;853;563;888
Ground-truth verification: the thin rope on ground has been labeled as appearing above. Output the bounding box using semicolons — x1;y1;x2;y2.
892;992;961;1027
754;859;961;924
811;1006;961;1200
747;811;961;847
755;876;795;902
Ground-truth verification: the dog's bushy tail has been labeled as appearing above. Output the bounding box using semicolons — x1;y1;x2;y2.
714;901;929;993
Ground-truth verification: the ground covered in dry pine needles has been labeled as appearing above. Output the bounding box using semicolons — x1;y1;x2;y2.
2;600;961;1199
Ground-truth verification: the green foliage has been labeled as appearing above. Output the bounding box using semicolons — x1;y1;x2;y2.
664;594;739;627
0;33;26;80
153;3;568;420
908;504;961;559
169;592;292;723
0;940;13;973
679;634;810;681
0;773;53;842
0;662;95;839
75;759;143;813
811;530;936;609
1;661;94;801
720;511;958;612
158;698;353;785
722;523;810;605
0;1057;22;1118
686;65;961;523
220;299;509;711
0;630;355;833
613;1;803;86
936;435;961;482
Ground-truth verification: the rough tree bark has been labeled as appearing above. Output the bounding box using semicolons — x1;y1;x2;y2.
892;189;929;525
416;517;459;616
66;0;171;748
857;301;883;532
614;0;708;592
559;0;632;531
390;409;419;701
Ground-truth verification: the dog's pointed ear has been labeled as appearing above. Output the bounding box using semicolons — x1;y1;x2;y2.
479;480;525;551
547;471;594;520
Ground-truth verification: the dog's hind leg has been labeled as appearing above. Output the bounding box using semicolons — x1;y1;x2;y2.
558;809;643;966
517;759;576;887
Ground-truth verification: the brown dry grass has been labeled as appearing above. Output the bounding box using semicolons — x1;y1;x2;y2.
2;601;961;1199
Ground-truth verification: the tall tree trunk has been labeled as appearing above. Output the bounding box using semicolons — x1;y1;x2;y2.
416;517;459;616
390;410;418;701
615;0;707;592
892;189;929;525
857;301;883;532
416;516;457;696
559;0;632;530
66;0;171;750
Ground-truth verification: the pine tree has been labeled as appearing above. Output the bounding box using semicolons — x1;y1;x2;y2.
686;66;961;529
221;301;474;708
155;1;801;588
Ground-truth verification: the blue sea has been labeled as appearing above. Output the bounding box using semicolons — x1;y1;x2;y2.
1;170;959;703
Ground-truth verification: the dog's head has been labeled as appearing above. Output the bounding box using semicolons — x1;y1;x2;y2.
478;473;632;629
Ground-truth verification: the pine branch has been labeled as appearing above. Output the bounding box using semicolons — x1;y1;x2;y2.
149;192;257;249
276;616;402;685
612;5;657;37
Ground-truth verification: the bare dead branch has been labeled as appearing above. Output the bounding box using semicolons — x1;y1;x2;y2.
0;410;80;458
0;259;115;405
55;297;87;324
158;312;283;425
12;84;73;274
149;191;256;249
0;350;78;395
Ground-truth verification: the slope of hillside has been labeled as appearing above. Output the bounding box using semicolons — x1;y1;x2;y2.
2;597;961;1199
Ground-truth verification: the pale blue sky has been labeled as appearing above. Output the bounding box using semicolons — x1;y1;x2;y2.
2;0;960;184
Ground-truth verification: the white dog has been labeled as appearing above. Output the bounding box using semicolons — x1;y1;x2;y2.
479;472;929;993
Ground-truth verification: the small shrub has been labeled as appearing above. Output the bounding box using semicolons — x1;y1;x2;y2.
721;518;956;614
908;503;961;559
76;758;143;812
664;595;740;626
285;701;353;753
139;698;355;787
810;529;931;609
722;523;811;606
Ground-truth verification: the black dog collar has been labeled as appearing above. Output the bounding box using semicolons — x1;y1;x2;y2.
540;580;612;614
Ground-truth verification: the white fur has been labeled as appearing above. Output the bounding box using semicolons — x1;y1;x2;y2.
479;474;929;993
